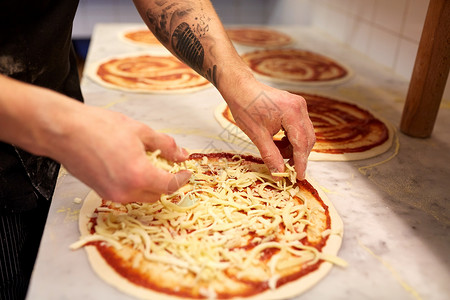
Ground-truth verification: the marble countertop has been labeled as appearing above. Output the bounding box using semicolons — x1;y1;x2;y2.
27;23;450;300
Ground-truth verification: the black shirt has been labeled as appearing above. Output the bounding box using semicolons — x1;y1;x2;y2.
0;0;83;212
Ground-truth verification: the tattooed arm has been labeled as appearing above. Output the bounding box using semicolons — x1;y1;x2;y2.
133;0;235;87
133;0;315;179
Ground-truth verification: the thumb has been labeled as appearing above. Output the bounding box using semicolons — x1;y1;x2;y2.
166;170;192;194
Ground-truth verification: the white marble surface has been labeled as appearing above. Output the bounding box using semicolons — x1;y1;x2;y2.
27;24;450;300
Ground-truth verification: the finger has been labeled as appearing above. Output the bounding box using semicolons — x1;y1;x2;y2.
250;129;285;174
119;190;162;204
283;119;315;180
144;167;192;195
282;98;315;180
109;164;192;204
138;125;189;162
166;170;193;194
121;167;192;204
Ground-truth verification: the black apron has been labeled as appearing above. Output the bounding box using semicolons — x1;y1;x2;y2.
0;0;83;213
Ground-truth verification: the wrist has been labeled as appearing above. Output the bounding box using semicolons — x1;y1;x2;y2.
0;76;77;160
19;86;83;161
216;64;258;107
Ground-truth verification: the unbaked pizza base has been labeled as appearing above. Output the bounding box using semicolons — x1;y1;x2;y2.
118;27;166;48
86;52;212;94
251;64;353;87
226;27;295;48
78;172;343;300
214;101;395;162
241;49;353;87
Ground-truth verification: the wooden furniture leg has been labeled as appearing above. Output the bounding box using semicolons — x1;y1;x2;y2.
400;0;450;138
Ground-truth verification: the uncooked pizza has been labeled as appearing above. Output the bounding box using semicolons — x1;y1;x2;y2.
226;27;293;47
241;49;351;85
71;151;344;299
120;28;162;46
86;54;211;93
215;93;394;161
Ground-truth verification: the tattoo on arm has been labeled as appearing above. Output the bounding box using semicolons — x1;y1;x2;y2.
146;3;219;87
171;22;204;74
146;6;174;44
205;65;217;86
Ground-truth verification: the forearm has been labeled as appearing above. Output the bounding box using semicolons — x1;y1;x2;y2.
133;0;255;94
0;74;82;159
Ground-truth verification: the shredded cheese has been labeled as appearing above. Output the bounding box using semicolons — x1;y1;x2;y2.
71;152;345;293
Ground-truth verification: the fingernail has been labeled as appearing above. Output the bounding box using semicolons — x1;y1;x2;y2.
175;147;189;161
181;148;189;158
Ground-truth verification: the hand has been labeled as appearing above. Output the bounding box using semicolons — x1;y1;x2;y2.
0;75;191;203
49;105;192;203
226;81;315;180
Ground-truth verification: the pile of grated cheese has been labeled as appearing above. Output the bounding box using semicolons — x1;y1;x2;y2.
71;151;345;294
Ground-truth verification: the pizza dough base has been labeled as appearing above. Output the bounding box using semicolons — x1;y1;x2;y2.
226;27;295;48
86;52;212;94
241;49;353;87
78;171;343;300
214;101;395;162
118;27;166;48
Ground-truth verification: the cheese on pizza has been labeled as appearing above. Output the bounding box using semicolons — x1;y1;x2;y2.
241;49;351;85
71;151;344;299
226;27;293;47
87;54;210;93
215;93;394;161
